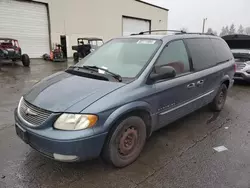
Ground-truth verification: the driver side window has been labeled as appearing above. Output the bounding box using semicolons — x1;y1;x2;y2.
155;40;190;75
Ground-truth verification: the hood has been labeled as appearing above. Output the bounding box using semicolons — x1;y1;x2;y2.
222;34;250;49
24;71;125;113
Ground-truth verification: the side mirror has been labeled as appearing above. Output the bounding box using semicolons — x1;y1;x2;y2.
149;66;176;83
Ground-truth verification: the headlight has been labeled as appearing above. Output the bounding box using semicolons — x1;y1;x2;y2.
54;114;98;131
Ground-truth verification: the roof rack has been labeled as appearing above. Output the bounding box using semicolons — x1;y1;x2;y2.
175;32;215;36
130;30;186;36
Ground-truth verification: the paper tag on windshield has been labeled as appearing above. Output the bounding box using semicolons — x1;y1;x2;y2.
137;40;156;44
98;66;108;74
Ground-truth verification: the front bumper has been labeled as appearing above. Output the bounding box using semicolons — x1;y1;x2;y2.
14;109;108;162
1;51;21;59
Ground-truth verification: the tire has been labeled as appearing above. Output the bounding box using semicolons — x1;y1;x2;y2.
210;84;228;111
102;116;147;168
21;54;30;67
73;52;79;63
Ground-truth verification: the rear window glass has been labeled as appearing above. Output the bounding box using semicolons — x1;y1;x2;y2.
211;39;233;62
185;38;217;71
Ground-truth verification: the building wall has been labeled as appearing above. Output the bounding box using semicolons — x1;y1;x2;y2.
37;0;168;57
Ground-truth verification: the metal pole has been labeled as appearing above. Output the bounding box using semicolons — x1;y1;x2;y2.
202;18;207;33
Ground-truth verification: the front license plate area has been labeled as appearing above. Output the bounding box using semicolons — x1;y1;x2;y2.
15;124;29;144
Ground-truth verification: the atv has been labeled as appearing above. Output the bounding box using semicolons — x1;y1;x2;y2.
43;44;66;62
72;37;104;62
0;38;30;67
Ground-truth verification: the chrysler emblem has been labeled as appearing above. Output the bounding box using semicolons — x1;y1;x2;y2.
25;108;38;116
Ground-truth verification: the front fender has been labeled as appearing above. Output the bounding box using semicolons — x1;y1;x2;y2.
93;101;156;135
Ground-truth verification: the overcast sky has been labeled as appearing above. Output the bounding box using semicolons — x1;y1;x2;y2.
146;0;250;34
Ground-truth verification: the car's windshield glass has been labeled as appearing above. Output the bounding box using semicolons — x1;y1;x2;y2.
75;38;161;78
96;40;103;46
0;40;13;47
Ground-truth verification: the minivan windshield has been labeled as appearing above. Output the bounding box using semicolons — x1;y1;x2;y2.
75;38;162;78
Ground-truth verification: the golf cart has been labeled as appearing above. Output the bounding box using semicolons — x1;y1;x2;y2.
72;37;104;62
0;38;30;67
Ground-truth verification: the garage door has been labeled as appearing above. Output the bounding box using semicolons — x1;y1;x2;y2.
0;0;50;58
122;17;150;36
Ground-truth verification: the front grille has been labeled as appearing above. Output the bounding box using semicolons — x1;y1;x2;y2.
236;63;246;70
18;98;52;127
7;51;15;58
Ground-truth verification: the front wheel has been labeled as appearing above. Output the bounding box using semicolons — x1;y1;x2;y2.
102;116;147;168
21;54;30;67
210;84;228;111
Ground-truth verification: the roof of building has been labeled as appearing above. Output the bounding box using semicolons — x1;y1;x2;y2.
78;37;103;41
0;38;17;41
135;0;169;11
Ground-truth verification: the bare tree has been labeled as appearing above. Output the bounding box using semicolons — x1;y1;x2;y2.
206;28;218;35
238;25;244;34
229;24;236;35
207;28;213;33
220;26;230;36
180;27;188;32
220;27;226;36
225;26;229;35
245;27;250;35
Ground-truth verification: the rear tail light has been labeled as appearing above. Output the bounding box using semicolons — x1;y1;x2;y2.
234;64;237;72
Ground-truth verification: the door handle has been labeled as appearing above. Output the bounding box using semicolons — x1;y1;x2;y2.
197;80;204;86
187;83;196;89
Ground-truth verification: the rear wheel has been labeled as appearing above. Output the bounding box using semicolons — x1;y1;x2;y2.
21;54;30;67
73;52;79;63
210;84;228;111
102;116;147;168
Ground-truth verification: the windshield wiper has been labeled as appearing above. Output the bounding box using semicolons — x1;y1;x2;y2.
83;66;122;82
72;66;122;82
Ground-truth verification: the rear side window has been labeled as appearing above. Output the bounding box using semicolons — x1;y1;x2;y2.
211;39;233;62
185;38;217;71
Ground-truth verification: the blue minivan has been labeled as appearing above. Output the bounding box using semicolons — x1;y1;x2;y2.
15;32;235;167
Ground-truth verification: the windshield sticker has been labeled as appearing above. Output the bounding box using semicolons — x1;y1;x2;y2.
98;66;108;74
137;40;156;44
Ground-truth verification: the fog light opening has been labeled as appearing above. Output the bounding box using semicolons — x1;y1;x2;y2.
53;153;78;162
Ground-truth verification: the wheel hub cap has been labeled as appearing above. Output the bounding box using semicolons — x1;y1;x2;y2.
119;127;138;156
218;91;224;104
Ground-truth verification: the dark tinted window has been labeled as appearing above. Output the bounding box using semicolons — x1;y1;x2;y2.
185;38;217;71
211;39;233;62
155;40;190;75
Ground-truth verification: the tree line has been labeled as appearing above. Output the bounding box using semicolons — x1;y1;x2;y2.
181;24;250;37
206;24;250;36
